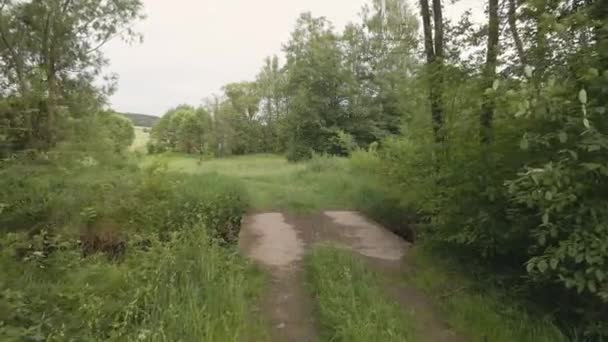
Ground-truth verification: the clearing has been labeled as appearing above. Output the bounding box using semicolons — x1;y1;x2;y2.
154;153;463;341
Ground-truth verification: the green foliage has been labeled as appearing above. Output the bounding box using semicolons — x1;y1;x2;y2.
99;112;135;152
0;224;264;341
366;0;608;337
0;148;257;340
405;246;567;342
148;105;213;155
305;245;416;341
0;0;144;148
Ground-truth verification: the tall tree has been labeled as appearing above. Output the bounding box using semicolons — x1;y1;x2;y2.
283;13;357;160
419;0;445;142
480;0;500;143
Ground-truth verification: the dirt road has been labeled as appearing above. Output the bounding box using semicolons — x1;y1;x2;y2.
239;211;463;342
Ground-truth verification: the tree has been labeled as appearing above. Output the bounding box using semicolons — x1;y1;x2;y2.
480;0;500;143
283;13;358;160
341;0;419;143
418;0;445;142
0;0;144;148
99;112;135;152
256;55;288;152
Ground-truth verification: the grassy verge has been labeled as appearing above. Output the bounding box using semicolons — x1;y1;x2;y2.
404;246;567;342
305;245;416;342
122;225;267;341
0;154;266;341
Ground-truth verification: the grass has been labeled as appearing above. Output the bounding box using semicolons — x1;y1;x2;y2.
0;154;266;341
305;245;417;342
127;226;268;341
147;153;371;212
404;246;568;342
130;126;150;152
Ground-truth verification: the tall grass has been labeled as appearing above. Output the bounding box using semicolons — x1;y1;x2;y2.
0;154;265;341
149;153;371;213
404;246;568;342
305;245;417;342
124;226;267;341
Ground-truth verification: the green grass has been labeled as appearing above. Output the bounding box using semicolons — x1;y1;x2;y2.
0;155;266;341
404;246;568;342
305;245;417;342
147;153;371;213
130;126;150;152
128;226;268;341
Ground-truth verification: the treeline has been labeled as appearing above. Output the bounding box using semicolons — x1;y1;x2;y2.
149;3;418;160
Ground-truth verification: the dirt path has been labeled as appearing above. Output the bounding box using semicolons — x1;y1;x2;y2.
239;213;317;342
239;211;464;342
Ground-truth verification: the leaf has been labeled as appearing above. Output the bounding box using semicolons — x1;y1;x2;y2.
550;258;558;270
558;132;567;143
545;191;553;201
492;79;499;90
537;260;548;273
520;136;529;150
542;212;549;225
596;270;605;282
526;261;535;273
538;234;547;246
583;118;590;129
588;280;597;293
579;89;588;104
524;65;533;78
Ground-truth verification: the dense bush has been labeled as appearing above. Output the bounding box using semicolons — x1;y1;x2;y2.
99;112;135;152
367;57;608;340
0;147;250;340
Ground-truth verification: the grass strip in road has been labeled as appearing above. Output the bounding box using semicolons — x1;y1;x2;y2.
305;245;416;342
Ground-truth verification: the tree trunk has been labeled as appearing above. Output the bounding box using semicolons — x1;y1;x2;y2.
508;0;527;66
419;0;445;143
419;0;434;64
481;0;500;143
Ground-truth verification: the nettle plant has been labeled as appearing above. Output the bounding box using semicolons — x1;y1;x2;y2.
506;69;608;302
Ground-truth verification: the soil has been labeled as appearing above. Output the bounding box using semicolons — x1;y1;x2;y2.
239;211;465;342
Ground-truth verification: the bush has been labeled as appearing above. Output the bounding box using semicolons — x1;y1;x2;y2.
99;112;135;152
371;74;608;337
0;149;253;340
286;142;313;162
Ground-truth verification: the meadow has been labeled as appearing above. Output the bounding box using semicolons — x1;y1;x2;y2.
147;153;371;212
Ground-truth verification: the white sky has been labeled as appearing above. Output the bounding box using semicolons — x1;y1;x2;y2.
103;0;484;116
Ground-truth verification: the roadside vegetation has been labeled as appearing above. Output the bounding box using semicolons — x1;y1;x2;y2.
1;0;606;340
404;246;568;342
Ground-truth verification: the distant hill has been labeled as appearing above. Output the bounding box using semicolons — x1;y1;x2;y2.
120;113;159;128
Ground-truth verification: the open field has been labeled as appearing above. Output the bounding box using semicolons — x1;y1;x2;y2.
130;126;150;152
148;153;372;212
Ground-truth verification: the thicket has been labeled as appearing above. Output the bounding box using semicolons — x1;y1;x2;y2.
0;138;252;339
349;0;608;338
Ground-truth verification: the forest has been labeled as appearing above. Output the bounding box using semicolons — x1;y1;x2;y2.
1;0;607;340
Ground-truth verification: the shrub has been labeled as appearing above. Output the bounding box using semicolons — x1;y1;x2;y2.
286;142;313;162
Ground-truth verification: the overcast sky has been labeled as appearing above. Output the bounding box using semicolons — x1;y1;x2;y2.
103;0;484;117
